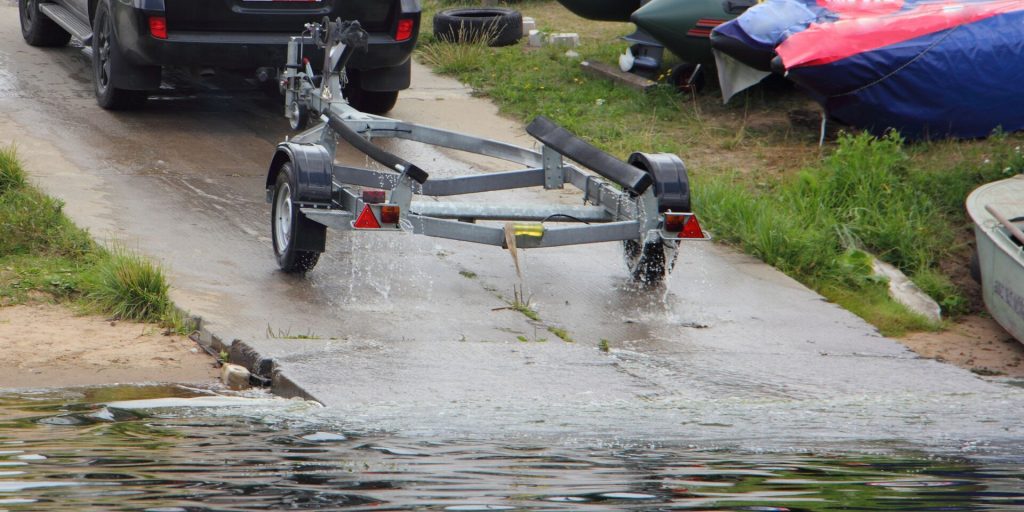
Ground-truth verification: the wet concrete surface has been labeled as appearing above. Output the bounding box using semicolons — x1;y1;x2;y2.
2;3;1023;453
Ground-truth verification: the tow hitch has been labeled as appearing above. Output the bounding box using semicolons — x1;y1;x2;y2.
266;18;710;283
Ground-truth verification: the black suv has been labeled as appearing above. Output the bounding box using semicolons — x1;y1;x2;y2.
18;0;420;112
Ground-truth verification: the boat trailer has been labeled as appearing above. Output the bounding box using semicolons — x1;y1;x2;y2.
265;19;710;283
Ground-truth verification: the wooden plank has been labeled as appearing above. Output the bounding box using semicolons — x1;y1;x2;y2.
580;60;657;92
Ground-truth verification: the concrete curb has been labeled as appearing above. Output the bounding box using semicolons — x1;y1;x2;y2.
185;308;320;403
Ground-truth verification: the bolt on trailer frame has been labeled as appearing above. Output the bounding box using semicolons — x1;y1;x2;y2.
265;18;710;282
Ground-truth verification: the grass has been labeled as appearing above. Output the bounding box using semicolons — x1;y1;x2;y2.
415;0;1024;335
0;146;185;329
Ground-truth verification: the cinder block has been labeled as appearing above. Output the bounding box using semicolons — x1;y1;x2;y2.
547;33;580;48
527;29;544;47
522;16;536;33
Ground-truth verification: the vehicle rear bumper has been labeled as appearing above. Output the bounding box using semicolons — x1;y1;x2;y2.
122;31;416;70
114;6;420;72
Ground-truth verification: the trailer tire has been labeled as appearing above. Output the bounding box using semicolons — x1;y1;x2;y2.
433;8;523;47
272;163;324;273
19;0;71;47
623;237;677;285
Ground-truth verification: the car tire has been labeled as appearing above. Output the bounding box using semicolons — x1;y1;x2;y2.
19;0;71;47
271;163;324;273
92;3;147;110
343;72;399;114
433;8;523;47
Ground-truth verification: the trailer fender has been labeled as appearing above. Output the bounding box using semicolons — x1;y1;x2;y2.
265;142;333;205
628;152;691;213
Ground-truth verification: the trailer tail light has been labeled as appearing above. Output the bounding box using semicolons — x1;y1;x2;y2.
353;205;381;229
663;213;688;232
149;16;167;40
395;18;415;42
663;213;707;239
680;215;706;239
379;205;400;224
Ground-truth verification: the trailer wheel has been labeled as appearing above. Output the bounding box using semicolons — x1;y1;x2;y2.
433;8;523;47
288;101;309;131
19;0;71;47
272;163;324;273
623;237;677;285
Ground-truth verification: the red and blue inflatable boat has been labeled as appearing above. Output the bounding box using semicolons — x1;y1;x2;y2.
711;0;1024;139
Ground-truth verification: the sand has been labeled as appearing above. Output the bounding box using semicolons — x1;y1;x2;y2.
0;303;219;389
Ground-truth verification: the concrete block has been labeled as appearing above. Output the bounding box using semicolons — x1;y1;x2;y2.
220;363;251;390
547;33;580;48
527;29;544;48
522;17;536;33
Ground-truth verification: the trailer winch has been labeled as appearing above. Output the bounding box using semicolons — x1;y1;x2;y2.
266;18;710;283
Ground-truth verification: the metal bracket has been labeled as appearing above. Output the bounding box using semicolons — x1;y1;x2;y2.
542;144;564;190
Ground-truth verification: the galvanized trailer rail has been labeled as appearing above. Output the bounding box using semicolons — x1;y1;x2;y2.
265;19;709;282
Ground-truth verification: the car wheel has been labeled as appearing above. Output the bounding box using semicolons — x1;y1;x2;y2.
92;3;147;110
19;0;71;47
343;72;399;114
272;163;324;273
433;8;523;47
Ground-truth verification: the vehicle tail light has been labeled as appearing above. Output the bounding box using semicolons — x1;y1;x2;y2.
379;205;400;224
362;189;386;204
149;16;167;40
395;18;415;42
353;205;381;229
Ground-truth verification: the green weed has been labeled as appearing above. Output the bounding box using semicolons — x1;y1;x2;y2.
0;146;27;194
266;325;323;339
547;326;574;343
83;247;172;323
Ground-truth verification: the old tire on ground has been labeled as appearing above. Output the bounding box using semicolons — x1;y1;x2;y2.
433;8;523;47
19;0;71;47
272;163;325;273
344;71;399;114
93;3;147;110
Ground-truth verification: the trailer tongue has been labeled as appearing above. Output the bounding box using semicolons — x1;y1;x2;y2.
265;18;710;283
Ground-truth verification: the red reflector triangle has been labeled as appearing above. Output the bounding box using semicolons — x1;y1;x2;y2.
681;215;705;238
353;205;381;229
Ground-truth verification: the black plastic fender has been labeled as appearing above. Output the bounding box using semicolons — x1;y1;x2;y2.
627;152;691;212
265;142;333;206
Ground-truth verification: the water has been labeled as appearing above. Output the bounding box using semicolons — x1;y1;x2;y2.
1;386;1023;511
